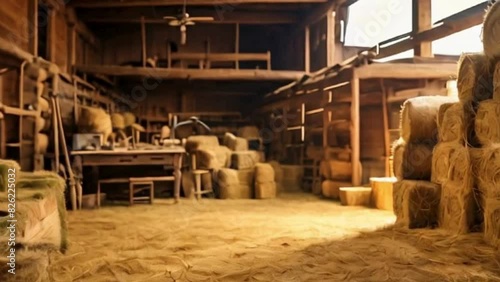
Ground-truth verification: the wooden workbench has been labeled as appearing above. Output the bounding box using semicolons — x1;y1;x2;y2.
71;147;185;209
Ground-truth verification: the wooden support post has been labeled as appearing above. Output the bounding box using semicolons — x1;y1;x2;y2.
28;0;38;56
141;16;146;67
67;25;77;72
167;42;172;68
380;79;391;177
350;76;361;186
235;23;240;70
47;9;56;61
326;9;335;66
412;0;432;57
305;25;310;73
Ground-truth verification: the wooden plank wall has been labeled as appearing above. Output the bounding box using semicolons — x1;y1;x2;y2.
53;9;68;72
0;0;29;52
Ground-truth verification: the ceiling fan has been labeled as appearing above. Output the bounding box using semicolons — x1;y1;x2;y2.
163;0;214;45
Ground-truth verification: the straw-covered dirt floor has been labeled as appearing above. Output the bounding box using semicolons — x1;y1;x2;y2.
48;193;500;281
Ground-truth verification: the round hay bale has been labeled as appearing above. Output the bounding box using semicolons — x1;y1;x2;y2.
217;168;240;199
110;113;125;130
321;180;350;199
77;106;113;144
475;100;500;145
38;97;50;112
36;133;49;154
35;117;46;133
437;102;455;132
401;96;457;143
473;145;500;199
431;142;456;185
320;160;331;179
392;138;434;181
439;102;475;143
484;198;500;248
305;146;323;160
255;163;275;183
122;112;136;127
483;2;500;61
457;53;493;102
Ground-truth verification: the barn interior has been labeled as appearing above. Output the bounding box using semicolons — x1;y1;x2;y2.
0;0;499;281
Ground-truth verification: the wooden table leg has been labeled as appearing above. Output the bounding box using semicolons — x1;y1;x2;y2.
70;156;82;211
173;153;183;203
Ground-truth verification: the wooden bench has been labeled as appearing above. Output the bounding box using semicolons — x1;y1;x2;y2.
97;176;175;207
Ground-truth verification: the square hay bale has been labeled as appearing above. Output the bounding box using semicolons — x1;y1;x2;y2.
196;146;232;170
237;169;254;187
255;182;277;199
439;102;475;144
0;249;49;282
472;145;500;200
432;142;465;185
237;126;260;139
370;177;397;211
475;100;500;145
185;135;220;153
223;132;249;151
321;180;351;199
457;53;494;103
238;184;253;199
217;168;240;199
392;138;434;181
400;96;458;144
255;163;275;183
393;180;441;229
230;151;260;170
339;187;372;206
439;181;478;234
484;198;500;248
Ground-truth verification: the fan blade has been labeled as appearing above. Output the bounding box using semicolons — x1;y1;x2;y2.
189;17;214;21
185;21;195;26
163;16;177;20
169;20;182;26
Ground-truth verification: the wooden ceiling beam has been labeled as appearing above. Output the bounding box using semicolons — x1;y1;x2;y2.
79;10;299;24
75;64;306;81
70;0;327;8
376;1;487;59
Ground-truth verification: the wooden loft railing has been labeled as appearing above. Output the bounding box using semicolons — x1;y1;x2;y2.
167;44;271;70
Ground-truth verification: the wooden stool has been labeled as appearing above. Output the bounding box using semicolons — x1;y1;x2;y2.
192;169;211;200
97;178;129;207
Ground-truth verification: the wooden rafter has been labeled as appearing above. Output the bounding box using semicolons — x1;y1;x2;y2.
70;0;327;8
376;1;487;58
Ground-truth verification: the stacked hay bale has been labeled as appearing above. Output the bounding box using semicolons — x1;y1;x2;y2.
254;163;277;199
393;96;457;229
320;147;353;199
432;53;492;235
25;63;50;170
0;161;67;281
268;161;284;194
77;106;113;145
471;59;500;247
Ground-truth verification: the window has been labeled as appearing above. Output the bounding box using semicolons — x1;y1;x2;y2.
37;4;51;59
432;0;485;23
344;0;412;47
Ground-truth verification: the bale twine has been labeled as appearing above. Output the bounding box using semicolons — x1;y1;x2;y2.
475;100;500;145
223;132;249;151
483;2;500;61
196;146;232;170
217;168;241;199
185;136;219;153
35;133;49;154
393;180;441;229
255;163;275;183
392;138;434;181
111;113;125;130
122;112;136;127
400;96;457;143
230;151;260;170
457;53;493;103
484;198;500;248
237;126;260;139
77;106;113;144
322;180;351;199
439;102;471;143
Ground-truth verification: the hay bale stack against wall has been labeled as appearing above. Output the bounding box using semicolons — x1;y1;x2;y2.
254;163;276;199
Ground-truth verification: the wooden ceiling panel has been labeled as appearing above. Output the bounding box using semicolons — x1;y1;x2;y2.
70;0;328;8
